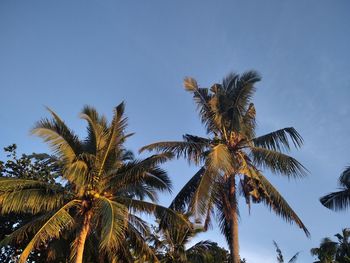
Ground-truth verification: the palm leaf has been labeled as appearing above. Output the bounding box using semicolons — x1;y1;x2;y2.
250;147;307;178
251;170;310;237
18;199;80;263
95;196;128;255
252;127;303;152
320;189;350;211
32;108;82;163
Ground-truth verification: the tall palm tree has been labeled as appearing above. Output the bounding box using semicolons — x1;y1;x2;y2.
141;72;309;263
273;241;299;263
320;166;350;211
0;103;186;263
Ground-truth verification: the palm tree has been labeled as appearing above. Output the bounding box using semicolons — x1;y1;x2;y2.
149;218;219;263
320;166;350;211
273;241;299;263
334;228;350;261
0;103;186;263
311;238;338;263
141;72;309;263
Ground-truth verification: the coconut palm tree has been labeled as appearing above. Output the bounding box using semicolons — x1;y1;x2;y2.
0;103;186;263
320;166;350;211
334;228;350;261
311;238;338;263
149;218;218;263
141;72;309;263
273;241;299;263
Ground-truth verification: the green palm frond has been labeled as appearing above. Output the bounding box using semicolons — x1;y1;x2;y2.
140;141;207;164
252;127;303;152
115;197;189;229
251;170;310;237
250;147;307;178
18;200;80;263
0;179;68;214
32;108;82;163
95;197;128;255
127;221;158;262
96;102;128;179
80;105;108;154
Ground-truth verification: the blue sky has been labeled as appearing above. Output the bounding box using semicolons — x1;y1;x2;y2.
1;0;350;262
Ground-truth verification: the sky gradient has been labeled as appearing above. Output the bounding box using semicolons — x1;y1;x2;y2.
1;1;350;262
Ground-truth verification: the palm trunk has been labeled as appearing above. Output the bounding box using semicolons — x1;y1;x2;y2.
75;213;91;263
229;175;239;263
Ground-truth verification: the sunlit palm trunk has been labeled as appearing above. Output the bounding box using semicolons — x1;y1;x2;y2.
75;213;91;263
229;175;239;263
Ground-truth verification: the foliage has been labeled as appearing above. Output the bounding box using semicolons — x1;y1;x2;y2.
0;144;61;263
0;104;186;263
148;219;230;263
311;228;350;263
273;240;299;263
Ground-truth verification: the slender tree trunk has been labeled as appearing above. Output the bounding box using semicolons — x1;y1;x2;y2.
75;213;91;263
229;175;240;263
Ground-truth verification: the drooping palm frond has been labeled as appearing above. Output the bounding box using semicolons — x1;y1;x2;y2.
252;127;303;152
250;147;307;178
115;197;189;230
169;167;205;212
0;178;68;214
127;220;158;262
94;197;128;256
320;189;350;211
250;170;310;237
320;166;350;212
18;200;80;263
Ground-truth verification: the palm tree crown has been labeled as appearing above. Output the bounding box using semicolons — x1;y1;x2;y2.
141;71;309;263
0;103;184;263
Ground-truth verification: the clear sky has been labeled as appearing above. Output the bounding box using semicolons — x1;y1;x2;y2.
1;1;350;262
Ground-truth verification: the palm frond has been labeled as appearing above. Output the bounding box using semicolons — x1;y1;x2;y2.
32;108;82;163
95;197;128;255
320;189;350;211
339;166;350;188
250;147;307;178
18;200;80;263
169;167;205;212
115;197;189;230
273;240;284;263
80;105;108;154
140;141;207;164
0;179;68;214
288;252;300;263
250;170;310;237
252;127;303;152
